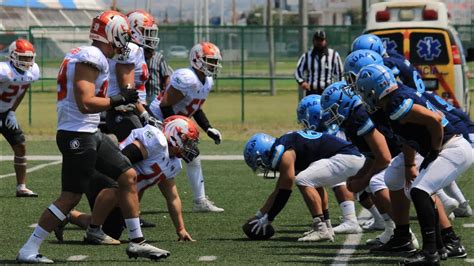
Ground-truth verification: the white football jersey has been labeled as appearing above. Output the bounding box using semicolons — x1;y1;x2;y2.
149;67;213;120
120;125;182;193
56;46;109;132
0;61;40;112
107;42;148;104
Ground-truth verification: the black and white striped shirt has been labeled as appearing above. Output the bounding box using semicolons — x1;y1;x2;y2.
145;50;173;105
294;48;343;94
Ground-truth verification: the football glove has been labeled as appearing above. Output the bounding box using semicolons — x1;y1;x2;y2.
419;149;440;171
5;111;19;130
249;214;269;235
140;111;163;129
206;127;222;144
110;88;139;108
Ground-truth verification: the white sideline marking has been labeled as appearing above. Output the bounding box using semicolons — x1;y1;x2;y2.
330;210;371;266
67;255;88;261
463;223;474;228
465;258;474;263
198;256;217;262
0;161;62;179
0;155;244;161
28;223;38;228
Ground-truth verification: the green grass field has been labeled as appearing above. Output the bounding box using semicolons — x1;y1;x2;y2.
0;141;473;265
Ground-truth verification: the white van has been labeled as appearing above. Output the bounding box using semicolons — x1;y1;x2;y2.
365;0;470;112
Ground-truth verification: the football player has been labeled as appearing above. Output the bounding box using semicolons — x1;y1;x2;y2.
60;116;197;243
17;11;168;263
356;64;472;265
105;10;160;142
148;42;224;212
243;130;365;242
0;39;39;197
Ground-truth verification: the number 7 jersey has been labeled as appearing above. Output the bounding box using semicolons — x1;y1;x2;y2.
0;61;40;112
149;67;213;120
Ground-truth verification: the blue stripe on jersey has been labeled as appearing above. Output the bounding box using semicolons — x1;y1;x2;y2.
390;98;413;120
357;119;375;136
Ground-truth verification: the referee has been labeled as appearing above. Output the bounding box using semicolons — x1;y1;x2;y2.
294;30;343;96
144;47;173;105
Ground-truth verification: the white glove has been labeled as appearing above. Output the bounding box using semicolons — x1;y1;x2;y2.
140;111;163;129
206;127;222;144
249;214;269;235
114;103;136;112
5;111;18;130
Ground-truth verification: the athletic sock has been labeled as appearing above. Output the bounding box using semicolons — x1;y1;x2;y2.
368;205;384;223
411;188;437;253
21;225;49;253
434;207;444;249
186;158;206;201
339;200;357;223
323;209;330;220
125;217;143;240
394;224;410;238
444;182;467;204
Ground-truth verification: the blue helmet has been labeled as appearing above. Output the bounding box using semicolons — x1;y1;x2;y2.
320;81;362;128
356;64;398;112
297;95;322;129
305;103;322;130
344;49;383;87
243;133;284;178
351;34;386;56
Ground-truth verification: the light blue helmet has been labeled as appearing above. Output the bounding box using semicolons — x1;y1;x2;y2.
351;34;386;56
297;95;322;129
305;103;322;130
344;49;384;87
356;64;398;112
243;133;284;178
320;81;362;128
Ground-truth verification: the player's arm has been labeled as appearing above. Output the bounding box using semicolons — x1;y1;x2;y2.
11;84;29;111
259;150;295;221
158;178;194;241
121;140;148;163
159;86;185;118
74;63;111;113
400;104;443;152
347;129;391;192
402;144;418;184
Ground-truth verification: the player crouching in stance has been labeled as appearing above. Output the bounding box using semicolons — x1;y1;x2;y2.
58;115;196;245
243;129;365;241
0;39;39;197
356;64;472;265
16;11;165;263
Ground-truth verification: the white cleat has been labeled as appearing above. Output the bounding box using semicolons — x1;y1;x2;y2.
16;250;53;264
326;219;335;239
126;241;170;261
298;217;333;242
453;201;473;217
410;230;420;250
366;221;395;245
84;227;120;245
333;220;363;234
193;196;224;213
362;218;385;231
443;197;459;217
448;212;455;221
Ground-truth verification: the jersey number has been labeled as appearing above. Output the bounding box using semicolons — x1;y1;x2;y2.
178;98;206;117
297;130;323;139
426;100;448;127
57;59;70;101
0;84;29;103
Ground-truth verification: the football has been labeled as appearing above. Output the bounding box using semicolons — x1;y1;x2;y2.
242;221;275;240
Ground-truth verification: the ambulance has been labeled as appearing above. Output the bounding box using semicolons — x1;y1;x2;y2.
365;0;470;112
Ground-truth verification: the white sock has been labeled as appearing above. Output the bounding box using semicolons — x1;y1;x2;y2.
17;184;26;191
124;218;143;240
186;157;206;201
21;225;49;253
381;213;391;221
368;205;383;223
436;190;457;206
340;201;357;223
444;182;467;204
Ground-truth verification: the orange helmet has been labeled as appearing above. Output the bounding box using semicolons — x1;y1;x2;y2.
163;115;200;162
127;10;159;50
89;10;131;51
189;42;222;77
8;39;35;71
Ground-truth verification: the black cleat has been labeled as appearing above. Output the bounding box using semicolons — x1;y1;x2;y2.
402;250;440;265
438;247;447;261
139;218;156;228
444;236;467;258
370;235;416;253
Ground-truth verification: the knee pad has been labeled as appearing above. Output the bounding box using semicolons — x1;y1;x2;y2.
48;204;67;221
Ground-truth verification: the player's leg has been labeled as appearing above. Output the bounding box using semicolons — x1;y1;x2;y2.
445;181;472;217
434;197;467;259
332;184;362;234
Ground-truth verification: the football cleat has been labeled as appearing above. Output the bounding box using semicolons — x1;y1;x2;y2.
326;219;335;238
193;196;224;213
402;250;440;265
126;241;170;261
366;220;395;245
16;251;53;264
298;217;333;242
84;227;120;245
438;247;448;261
444;235;467;258
443;197;459;217
362;217;385;231
333;220;362;234
370;232;417;253
453;201;472;217
16;188;38;197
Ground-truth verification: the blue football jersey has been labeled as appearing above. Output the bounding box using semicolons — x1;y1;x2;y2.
384;85;460;156
370;110;402;157
384;51;424;93
342;105;375;157
273;130;361;173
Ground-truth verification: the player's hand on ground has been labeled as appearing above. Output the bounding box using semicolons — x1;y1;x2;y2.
177;229;195;242
206;127;222;144
5;110;19;130
248;214;269;235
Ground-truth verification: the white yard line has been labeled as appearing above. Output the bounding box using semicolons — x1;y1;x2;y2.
0;160;62;179
463;223;474;228
0;155;244;161
330;209;371;266
67;255;88;261
198;256;217;262
465;258;474;263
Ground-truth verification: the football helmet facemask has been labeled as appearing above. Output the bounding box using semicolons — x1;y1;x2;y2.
163;115;200;163
8;39;36;71
90;10;131;57
189;42;222;77
127;10;159;50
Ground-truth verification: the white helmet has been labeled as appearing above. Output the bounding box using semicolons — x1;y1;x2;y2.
189;42;222;77
89;10;131;56
8;39;36;71
127;10;159;50
163;115;200;162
